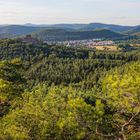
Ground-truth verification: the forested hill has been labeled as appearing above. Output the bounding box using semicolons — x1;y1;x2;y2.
124;25;140;35
0;39;140;139
0;23;139;39
0;39;139;87
0;25;42;37
78;23;132;32
33;29;125;41
24;23;134;32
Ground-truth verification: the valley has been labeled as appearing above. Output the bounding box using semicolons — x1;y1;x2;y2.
0;23;140;140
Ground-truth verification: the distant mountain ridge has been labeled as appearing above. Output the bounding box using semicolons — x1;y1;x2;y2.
79;23;132;32
0;25;42;36
0;23;139;39
124;25;140;35
23;23;136;32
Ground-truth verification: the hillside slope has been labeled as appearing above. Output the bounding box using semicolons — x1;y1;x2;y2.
125;25;140;36
0;25;42;38
33;28;125;41
24;23;134;32
79;23;132;32
0;23;136;39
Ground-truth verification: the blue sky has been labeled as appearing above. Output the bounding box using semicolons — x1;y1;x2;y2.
0;0;140;25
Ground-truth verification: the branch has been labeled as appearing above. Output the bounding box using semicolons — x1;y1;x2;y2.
122;110;140;129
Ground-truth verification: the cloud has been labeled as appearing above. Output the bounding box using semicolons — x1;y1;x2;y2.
0;0;139;25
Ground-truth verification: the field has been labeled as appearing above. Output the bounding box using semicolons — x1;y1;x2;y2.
90;45;118;51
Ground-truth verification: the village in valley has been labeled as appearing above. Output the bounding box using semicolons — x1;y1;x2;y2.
21;35;118;51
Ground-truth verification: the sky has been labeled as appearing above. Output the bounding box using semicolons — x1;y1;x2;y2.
0;0;140;25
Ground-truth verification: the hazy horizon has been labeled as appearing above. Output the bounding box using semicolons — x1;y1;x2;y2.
0;0;140;26
0;22;139;27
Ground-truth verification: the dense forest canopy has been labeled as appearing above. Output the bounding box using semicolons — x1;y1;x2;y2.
0;38;140;140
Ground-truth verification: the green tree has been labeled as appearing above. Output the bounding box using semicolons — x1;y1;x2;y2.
101;62;140;139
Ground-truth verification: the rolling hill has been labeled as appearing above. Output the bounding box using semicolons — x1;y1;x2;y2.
0;25;42;38
79;23;133;32
24;23;133;32
124;25;140;36
33;28;125;41
0;23;138;40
